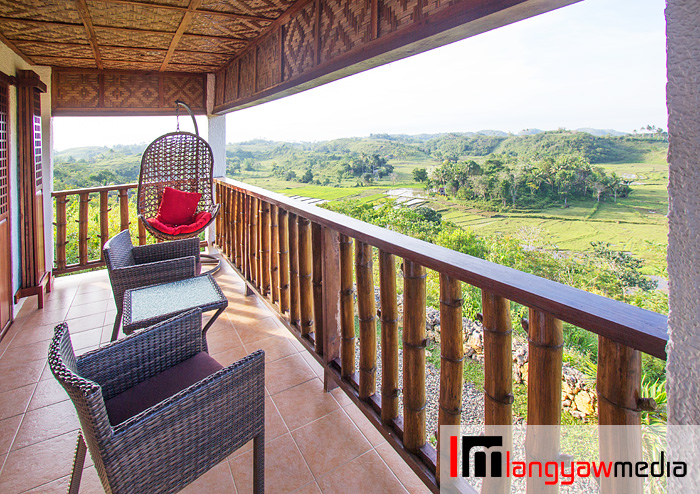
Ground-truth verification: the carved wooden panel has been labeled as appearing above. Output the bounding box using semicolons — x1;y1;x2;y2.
171;51;231;67
200;0;295;18
95;29;173;50
33;57;97;68
380;0;420;35
239;49;255;99
0;0;82;24
256;30;280;92
282;0;315;81
13;41;93;59
187;13;271;39
176;36;246;54
224;60;239;102
52;69;206;115
319;0;372;64
215;67;226;107
101;46;165;64
0;19;87;43
422;0;460;18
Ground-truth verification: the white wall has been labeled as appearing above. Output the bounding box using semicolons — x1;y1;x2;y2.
0;42;52;308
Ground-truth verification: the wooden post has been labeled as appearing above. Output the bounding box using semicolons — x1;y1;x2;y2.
482;290;512;494
340;234;356;378
118;189;129;232
99;191;109;257
298;217;314;337
437;274;463;484
78;192;90;266
403;259;427;452
215;183;221;247
312;222;324;355
597;336;643;494
526;308;563;494
379;249;399;423
278;208;290;315
228;187;235;259
321;227;341;391
259;200;269;293
55;195;68;270
356;240;376;400
289;213;300;328
137;218;147;245
270;204;280;307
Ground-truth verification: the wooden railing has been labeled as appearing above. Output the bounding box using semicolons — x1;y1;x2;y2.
214;178;668;493
52;183;148;275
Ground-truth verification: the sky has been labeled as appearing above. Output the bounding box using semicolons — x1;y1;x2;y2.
53;0;667;151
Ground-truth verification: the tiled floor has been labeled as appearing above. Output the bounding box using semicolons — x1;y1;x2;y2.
0;255;431;493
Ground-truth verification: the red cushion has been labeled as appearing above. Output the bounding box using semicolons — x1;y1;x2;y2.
104;352;223;425
156;187;202;226
148;211;212;236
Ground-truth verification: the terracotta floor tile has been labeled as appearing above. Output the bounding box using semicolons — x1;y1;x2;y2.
0;385;34;420
0;415;22;456
69;289;112;307
317;450;407;494
27;378;69;411
20;308;68;327
264;396;290;443
25;465;104;493
243;333;297;363
70;327;102;351
291;408;371;478
272;378;339;431
0;431;76;493
375;443;432;494
288;336;306;353
265;353;316;395
207;327;244;355
205;313;237;334
211;345;250;366
75;281;112;294
102;310;118;328
0;359;46;393
65;300;110;321
330;387;353;407
234;317;287;346
12;400;79;451
300;351;324;378
6;324;55;349
180;459;237;494
0;338;51;364
344;404;386;447
64;313;108;334
292;481;322;493
229;433;313;494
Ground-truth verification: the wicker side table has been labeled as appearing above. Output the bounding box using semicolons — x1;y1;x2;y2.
121;274;228;347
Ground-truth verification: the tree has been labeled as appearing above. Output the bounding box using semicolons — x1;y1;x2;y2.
300;168;313;183
412;168;428;182
285;170;297;181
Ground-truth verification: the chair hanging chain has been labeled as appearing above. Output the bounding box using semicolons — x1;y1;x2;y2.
175;103;180;132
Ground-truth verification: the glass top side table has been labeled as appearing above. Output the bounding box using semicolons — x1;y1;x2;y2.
121;274;228;346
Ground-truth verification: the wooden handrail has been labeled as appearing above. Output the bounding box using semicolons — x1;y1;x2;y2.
215;178;668;359
51;182;137;197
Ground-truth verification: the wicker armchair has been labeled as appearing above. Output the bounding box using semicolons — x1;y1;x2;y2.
48;309;265;494
104;229;201;341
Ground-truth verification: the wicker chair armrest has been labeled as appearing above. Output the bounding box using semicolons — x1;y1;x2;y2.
110;350;265;480
77;309;204;400
132;238;201;265
108;256;196;309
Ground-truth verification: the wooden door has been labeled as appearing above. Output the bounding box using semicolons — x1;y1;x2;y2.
0;78;12;333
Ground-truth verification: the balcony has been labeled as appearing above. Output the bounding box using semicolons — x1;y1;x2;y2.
0;253;431;493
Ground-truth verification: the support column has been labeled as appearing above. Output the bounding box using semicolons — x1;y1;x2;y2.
207;77;226;246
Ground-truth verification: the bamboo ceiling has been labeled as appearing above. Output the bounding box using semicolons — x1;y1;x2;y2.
0;0;295;73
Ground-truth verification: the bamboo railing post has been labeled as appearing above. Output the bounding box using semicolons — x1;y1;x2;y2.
261;201;271;296
437;274;463;485
298;217;314;337
215;184;222;249
98;191;109;258
137;218;147;245
236;191;244;270
356;240;376;400
249;197;258;286
278;208;290;315
118;189;129;232
481;290;513;494
55;195;68;271
312;223;324;355
289;213;300;328
78;192;90;266
403;259;427;452
228;187;235;259
270;204;280;307
340;234;356;378
321;227;341;391
220;186;228;256
379;250;399;423
597;336;643;494
526;308;563;494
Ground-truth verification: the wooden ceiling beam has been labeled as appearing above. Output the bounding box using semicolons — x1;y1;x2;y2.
160;0;202;71
92;0;276;23
0;30;35;65
0;17;248;41
74;0;104;69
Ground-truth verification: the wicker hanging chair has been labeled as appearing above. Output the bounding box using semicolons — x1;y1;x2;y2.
137;100;220;241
